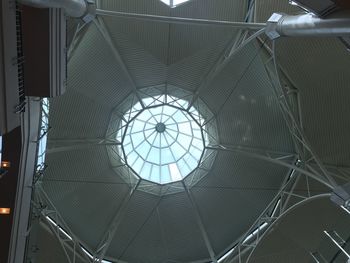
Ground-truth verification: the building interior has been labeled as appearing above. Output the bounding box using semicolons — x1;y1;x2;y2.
1;0;350;262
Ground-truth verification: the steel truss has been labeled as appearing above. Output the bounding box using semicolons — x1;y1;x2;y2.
30;184;93;263
214;36;349;263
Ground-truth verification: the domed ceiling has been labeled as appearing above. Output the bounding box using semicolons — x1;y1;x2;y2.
34;0;350;262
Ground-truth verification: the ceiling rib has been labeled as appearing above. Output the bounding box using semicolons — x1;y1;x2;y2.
92;180;141;262
182;181;218;263
93;17;145;108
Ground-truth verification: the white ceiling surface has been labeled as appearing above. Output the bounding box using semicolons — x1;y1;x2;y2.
38;0;325;262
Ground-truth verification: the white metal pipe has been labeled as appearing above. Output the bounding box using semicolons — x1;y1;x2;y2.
280;13;350;37
266;12;350;39
19;0;87;17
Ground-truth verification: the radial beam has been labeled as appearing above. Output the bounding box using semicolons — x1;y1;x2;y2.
96;9;266;30
93;180;140;262
182;182;218;263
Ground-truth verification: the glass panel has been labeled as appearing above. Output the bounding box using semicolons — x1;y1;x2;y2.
169;163;182;181
161;165;171;184
148;147;160;165
160;147;175;164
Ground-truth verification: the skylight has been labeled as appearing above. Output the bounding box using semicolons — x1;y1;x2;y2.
107;85;218;193
120;101;205;184
160;0;191;8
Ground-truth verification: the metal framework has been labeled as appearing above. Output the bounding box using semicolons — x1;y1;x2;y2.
24;1;350;262
105;85;218;195
31;185;93;263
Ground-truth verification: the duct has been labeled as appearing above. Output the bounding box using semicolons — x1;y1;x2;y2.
19;0;87;18
266;12;350;39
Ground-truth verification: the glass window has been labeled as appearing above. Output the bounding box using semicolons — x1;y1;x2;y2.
118;99;207;185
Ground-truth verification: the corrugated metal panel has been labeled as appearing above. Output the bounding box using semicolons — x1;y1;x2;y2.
201;42;294;152
275;37;350;166
68;22;133;109
106;191;161;260
156;193;210;262
168;36;232;91
192;150;291;254
107;192;210;262
48;89;111;139
103;17;168;86
42;147;130;249
168;24;236;65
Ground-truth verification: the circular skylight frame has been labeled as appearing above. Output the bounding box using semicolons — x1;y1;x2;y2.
106;85;218;194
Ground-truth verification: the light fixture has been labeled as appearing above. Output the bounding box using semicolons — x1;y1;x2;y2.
0;208;10;215
1;161;10;168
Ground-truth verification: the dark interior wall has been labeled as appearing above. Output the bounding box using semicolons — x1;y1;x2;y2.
0;127;22;263
21;6;50;97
